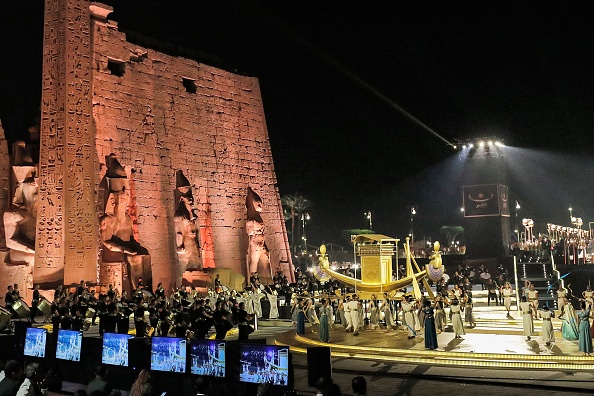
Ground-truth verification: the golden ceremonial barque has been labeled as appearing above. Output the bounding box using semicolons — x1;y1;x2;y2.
318;234;442;300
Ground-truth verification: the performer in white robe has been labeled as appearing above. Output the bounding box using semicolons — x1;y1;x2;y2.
556;287;567;312
401;296;417;338
381;294;395;329
539;304;555;346
347;295;361;336
501;282;514;315
266;292;279;320
450;298;465;339
251;290;264;318
343;296;353;332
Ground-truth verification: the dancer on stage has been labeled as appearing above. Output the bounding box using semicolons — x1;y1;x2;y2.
433;295;447;334
519;296;534;341
368;295;379;330
450;298;465;340
343;295;353;332
527;283;539;319
463;292;476;328
296;299;306;335
423;299;438;350
318;298;331;343
578;301;593;356
401;296;417;339
290;293;300;326
539;303;555;346
556;286;567;312
501;282;513;315
337;298;346;328
582;285;594;310
304;295;319;332
381;293;396;330
348;295;362;336
417;297;426;330
559;297;579;341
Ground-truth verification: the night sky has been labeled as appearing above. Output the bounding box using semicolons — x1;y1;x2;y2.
1;1;594;249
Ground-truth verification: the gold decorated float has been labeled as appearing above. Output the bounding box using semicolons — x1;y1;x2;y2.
318;234;441;300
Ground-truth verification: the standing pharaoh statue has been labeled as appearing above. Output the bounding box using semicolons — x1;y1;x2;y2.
174;170;202;273
99;154;151;292
3;141;38;293
245;187;270;279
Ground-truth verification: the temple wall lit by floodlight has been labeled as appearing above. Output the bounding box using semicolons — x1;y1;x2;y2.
0;0;293;298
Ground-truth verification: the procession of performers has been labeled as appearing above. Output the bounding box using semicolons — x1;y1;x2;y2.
287;270;594;355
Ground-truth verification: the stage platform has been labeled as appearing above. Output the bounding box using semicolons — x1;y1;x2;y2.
274;305;594;371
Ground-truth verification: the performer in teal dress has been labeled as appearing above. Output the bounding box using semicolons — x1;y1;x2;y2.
318;298;331;342
423;299;438;350
560;298;579;341
296;300;306;335
578;301;592;355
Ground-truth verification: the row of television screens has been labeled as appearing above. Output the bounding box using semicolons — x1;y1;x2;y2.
24;328;289;386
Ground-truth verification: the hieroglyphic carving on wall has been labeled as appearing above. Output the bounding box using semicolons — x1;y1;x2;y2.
0;121;10;251
36;0;98;286
195;180;216;269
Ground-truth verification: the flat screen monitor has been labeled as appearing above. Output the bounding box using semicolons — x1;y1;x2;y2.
102;332;133;366
189;339;225;378
56;329;83;362
150;337;187;373
24;327;47;358
239;344;289;386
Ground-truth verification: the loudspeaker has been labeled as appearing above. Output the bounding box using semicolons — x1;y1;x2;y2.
307;346;331;387
14;321;31;345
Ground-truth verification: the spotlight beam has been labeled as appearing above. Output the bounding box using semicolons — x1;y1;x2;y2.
250;3;457;149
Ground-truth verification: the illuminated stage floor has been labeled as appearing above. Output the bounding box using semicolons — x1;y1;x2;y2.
275;306;594;370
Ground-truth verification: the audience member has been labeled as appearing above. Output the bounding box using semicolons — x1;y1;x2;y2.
315;377;341;396
41;369;62;393
87;365;112;396
0;361;23;396
351;376;367;396
256;383;272;396
16;362;44;396
129;369;156;396
0;360;5;382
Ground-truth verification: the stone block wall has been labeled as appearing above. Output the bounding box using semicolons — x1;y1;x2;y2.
89;8;292;290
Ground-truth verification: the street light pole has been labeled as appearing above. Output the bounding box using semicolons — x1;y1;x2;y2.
515;201;520;242
364;211;372;231
410;206;416;248
301;213;310;251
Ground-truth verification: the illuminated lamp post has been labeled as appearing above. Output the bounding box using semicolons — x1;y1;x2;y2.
410;206;416;248
364;211;373;231
514;201;521;241
301;213;310;252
